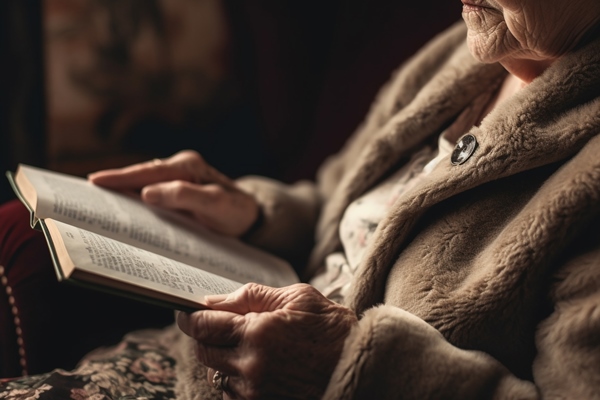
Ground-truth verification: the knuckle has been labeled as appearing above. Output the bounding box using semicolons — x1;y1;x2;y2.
168;180;192;200
178;149;203;161
242;283;269;301
242;282;263;293
289;283;320;300
234;283;263;310
180;150;205;168
173;150;206;183
291;283;316;294
203;185;227;202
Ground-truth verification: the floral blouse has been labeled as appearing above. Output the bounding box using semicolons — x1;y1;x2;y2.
309;85;495;304
310;134;454;303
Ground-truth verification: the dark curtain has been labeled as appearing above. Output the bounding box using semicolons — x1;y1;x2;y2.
0;0;47;203
223;1;460;182
0;0;460;200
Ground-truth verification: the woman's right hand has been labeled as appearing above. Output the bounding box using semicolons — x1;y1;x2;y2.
88;150;260;237
177;283;357;399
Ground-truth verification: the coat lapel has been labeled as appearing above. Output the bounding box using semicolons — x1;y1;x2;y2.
346;35;600;313
304;44;507;279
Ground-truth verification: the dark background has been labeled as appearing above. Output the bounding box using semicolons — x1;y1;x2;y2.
0;0;460;204
0;0;461;377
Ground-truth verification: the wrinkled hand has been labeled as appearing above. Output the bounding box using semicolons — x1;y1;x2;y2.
177;283;358;400
88;150;259;237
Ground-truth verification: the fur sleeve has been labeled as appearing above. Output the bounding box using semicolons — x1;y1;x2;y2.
325;239;600;399
533;239;600;399
323;305;537;399
235;176;320;268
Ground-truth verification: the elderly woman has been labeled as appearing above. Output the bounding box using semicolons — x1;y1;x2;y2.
2;0;600;398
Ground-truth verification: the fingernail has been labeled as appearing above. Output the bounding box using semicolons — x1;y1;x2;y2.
142;187;162;203
204;294;228;305
176;310;191;333
87;172;100;181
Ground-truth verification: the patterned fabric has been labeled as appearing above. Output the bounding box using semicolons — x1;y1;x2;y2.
0;329;178;400
0;137;451;396
0;86;495;397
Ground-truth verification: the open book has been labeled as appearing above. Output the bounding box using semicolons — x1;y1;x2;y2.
7;165;299;311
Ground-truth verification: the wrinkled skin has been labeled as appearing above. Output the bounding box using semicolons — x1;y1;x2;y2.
177;283;358;400
91;153;358;398
89;150;259;237
89;3;600;396
462;0;600;81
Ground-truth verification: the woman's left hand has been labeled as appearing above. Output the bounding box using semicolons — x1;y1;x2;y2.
176;283;358;400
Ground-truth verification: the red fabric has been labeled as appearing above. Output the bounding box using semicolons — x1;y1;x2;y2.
0;200;174;378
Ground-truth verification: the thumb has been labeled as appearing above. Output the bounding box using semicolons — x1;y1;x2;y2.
204;283;286;314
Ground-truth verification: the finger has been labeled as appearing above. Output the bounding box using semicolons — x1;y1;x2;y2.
195;342;238;374
140;182;231;232
205;283;326;315
88;158;199;190
141;180;258;237
204;283;287;314
167;150;233;188
141;180;223;211
177;310;244;346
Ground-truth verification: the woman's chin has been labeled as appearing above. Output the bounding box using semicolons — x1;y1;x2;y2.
466;38;503;64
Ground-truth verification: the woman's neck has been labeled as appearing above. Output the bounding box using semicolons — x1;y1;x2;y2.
444;73;527;144
479;74;526;122
500;59;555;84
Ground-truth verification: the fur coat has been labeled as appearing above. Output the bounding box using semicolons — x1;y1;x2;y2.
185;21;600;399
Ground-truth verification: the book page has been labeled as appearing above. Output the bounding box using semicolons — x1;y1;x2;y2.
18;165;298;287
46;219;243;308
